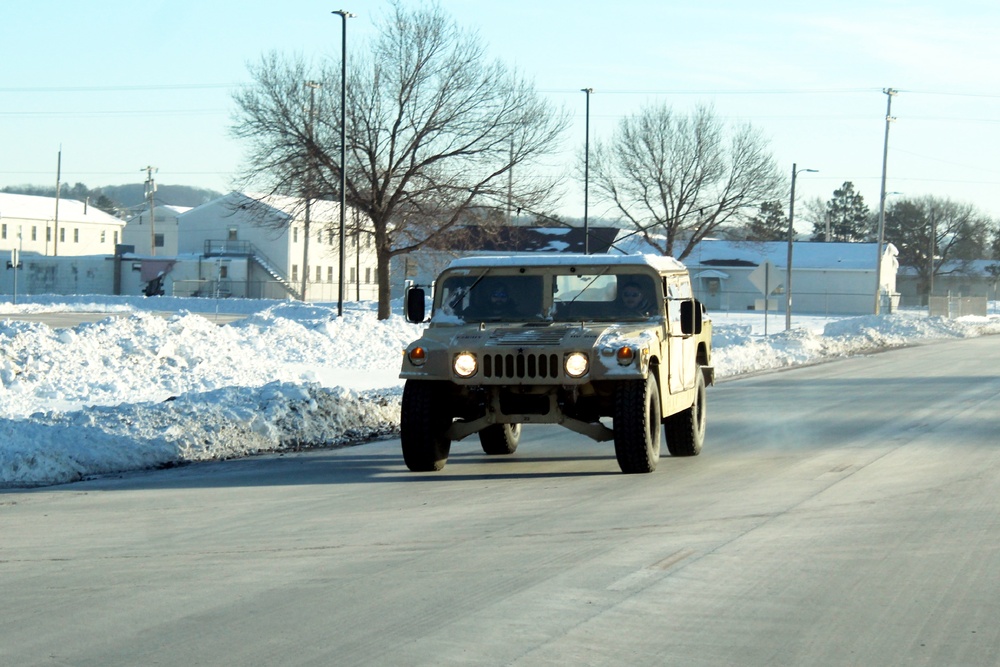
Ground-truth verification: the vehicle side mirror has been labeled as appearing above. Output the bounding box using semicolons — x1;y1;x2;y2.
680;299;702;335
405;286;427;323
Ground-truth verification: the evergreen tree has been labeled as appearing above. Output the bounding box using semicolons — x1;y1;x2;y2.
745;200;788;241
811;182;872;242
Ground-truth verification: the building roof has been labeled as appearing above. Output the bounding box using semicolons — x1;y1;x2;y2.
0;193;124;226
182;191;345;224
125;204;193;223
439;225;621;254
613;235;894;271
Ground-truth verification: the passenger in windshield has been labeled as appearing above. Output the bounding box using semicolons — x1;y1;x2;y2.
619;280;652;316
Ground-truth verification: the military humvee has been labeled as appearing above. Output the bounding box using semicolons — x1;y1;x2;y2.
400;254;713;474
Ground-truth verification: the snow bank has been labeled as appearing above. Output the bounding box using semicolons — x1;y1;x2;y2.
1;294;998;487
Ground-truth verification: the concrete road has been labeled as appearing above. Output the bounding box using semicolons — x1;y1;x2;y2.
2;337;1000;666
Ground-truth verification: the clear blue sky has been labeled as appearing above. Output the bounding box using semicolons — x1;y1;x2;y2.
3;0;1000;225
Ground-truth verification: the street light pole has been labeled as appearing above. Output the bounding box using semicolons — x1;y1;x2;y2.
785;164;818;331
581;88;593;255
874;87;897;315
333;9;355;317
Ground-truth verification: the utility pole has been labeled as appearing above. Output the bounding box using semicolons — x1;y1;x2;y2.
142;166;157;257
53;147;62;256
928;209;936;302
873;88;897;314
333;9;355;317
581;88;593;254
302;81;322;302
786;164;817;331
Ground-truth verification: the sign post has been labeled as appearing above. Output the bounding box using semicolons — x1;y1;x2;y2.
748;260;781;336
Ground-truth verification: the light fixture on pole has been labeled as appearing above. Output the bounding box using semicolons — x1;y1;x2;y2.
581;87;593;255
333;9;355;317
785;163;817;331
874;87;897;315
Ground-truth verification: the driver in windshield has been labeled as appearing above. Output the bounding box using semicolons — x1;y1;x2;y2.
486;284;518;316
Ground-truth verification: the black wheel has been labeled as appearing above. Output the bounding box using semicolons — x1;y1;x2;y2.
400;380;453;471
479;423;521;455
664;368;706;457
613;374;662;474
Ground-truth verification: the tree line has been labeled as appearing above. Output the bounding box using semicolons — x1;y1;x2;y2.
2;183;222;217
230;1;998;318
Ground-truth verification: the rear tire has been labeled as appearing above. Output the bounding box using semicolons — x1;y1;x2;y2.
664;368;706;457
400;380;452;471
614;374;662;474
479;423;521;455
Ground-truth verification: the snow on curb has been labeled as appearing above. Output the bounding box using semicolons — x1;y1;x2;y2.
0;382;401;488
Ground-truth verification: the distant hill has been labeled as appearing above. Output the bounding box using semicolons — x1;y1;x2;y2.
99;184;223;209
1;183;223;214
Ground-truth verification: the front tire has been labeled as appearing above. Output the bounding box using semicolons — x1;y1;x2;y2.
479;423;521;455
664;368;706;457
614;374;662;474
400;380;453;471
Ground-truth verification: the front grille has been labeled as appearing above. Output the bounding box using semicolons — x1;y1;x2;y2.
488;328;567;346
483;352;561;379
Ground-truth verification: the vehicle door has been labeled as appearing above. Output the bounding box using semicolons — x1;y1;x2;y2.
664;275;695;394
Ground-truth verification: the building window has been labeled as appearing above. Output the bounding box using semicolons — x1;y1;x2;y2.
154;233;164;248
59;228;65;243
365;267;372;284
219;265;229;279
327;266;333;283
46;227;51;242
228;227;238;241
100;230;106;243
1;224;5;240
292;228;298;243
114;231;119;245
74;228;80;243
315;265;322;282
350;267;357;284
291;264;298;282
31;226;37;241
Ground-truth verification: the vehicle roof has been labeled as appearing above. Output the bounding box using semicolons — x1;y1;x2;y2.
444;253;688;273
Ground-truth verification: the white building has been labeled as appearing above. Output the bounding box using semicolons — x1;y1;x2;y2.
122;204;192;256
0;193;125;257
166;191;378;302
665;239;900;316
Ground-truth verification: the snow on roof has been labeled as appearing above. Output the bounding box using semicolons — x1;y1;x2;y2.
0;192;124;226
446;253;688;272
685;240;887;271
610;233;892;271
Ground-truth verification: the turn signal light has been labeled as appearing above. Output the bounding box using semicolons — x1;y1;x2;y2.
616;346;635;366
408;346;427;366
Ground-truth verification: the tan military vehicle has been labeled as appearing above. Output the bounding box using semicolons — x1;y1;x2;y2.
400;254;713;474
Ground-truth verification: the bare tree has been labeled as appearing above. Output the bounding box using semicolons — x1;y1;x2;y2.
232;3;567;319
884;196;995;296
590;103;783;260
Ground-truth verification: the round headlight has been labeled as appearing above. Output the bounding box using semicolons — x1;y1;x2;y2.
564;352;589;378
407;346;427;366
453;352;478;378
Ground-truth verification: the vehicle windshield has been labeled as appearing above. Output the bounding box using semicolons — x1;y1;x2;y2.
552;271;658;322
435;273;547;323
433;267;661;324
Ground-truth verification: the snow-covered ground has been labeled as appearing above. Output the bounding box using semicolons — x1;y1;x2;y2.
2;294;998;488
